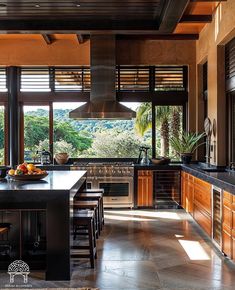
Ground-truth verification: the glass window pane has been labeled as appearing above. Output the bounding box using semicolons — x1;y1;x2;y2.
0;106;5;164
24;106;49;162
21;68;50;92
155;106;183;160
53;102;88;158
53;102;152;159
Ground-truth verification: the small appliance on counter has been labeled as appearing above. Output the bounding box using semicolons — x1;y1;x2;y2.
137;146;150;165
0;166;11;180
36;149;51;165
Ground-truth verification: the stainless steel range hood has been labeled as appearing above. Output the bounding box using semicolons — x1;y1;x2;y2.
69;35;136;119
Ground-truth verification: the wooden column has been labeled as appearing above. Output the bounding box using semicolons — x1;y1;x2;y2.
7;66;20;167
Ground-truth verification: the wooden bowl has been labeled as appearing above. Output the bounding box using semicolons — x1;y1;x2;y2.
55;153;69;165
151;157;171;165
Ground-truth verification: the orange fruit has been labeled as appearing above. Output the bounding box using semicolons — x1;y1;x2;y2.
27;164;36;172
8;169;15;176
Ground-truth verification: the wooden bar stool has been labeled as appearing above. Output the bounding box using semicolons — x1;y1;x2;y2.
76;192;104;231
71;210;97;268
81;189;105;226
73;200;100;238
0;223;11;241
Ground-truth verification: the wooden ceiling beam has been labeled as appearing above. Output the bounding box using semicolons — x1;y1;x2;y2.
42;34;53;44
117;34;199;40
158;0;190;33
180;14;212;23
76;34;84;44
0;19;158;33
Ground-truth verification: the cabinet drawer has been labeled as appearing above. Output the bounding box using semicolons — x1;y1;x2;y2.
194;177;211;192
223;204;232;229
138;170;153;177
222;230;232;258
233;212;235;232
194;204;211;236
194;185;211;215
224;191;233;202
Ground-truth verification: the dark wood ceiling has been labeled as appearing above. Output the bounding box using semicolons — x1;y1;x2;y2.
0;0;189;33
0;0;226;39
0;0;163;20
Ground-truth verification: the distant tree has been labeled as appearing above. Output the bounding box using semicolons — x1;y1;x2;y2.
83;130;146;158
54;121;92;151
24;115;49;150
37;139;76;156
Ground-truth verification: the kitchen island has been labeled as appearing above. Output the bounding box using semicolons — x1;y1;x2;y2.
0;170;87;281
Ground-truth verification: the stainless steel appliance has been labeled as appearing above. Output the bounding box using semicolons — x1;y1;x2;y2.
137;146;150;165
36;149;51;165
212;185;222;249
71;162;134;208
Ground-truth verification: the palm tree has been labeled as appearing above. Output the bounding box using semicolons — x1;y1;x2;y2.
135;102;152;136
135;103;172;156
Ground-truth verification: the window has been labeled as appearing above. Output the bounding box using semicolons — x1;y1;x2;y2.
53;102;152;159
0;106;5;164
155;106;183;160
155;66;185;91
23;106;49;162
0;68;7;92
116;66;149;91
53;102;90;157
54;67;90;91
20;68;50;92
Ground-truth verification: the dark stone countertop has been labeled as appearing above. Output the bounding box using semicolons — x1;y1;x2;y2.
0;170;87;192
182;164;235;195
134;163;181;170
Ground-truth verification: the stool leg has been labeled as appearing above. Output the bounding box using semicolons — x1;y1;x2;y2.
92;218;97;259
94;208;99;238
88;219;95;268
99;199;103;231
101;198;104;225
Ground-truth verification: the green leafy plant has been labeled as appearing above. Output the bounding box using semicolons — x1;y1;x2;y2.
170;131;205;155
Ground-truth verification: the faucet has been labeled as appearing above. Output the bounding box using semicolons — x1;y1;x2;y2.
230;162;235;170
205;136;211;165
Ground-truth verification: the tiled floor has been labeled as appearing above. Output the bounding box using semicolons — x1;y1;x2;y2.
1;209;235;289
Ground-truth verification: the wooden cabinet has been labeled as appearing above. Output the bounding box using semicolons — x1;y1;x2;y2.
221;191;235;260
181;172;212;236
222;191;234;259
181;172;194;214
137;170;153;207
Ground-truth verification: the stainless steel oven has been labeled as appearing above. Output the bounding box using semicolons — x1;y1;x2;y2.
99;177;133;208
71;162;134;208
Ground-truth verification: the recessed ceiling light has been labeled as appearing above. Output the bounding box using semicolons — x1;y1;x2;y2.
75;2;81;7
35;4;41;8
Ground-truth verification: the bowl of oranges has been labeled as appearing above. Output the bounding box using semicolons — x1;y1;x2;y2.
8;163;48;181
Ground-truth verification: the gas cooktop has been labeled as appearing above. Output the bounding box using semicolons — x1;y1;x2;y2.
73;162;134;167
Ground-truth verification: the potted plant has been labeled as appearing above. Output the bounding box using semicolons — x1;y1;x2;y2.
170;131;205;164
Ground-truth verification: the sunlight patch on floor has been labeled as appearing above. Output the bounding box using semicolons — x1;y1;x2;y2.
104;210;181;220
175;234;184;238
104;213;156;221
178;239;210;260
